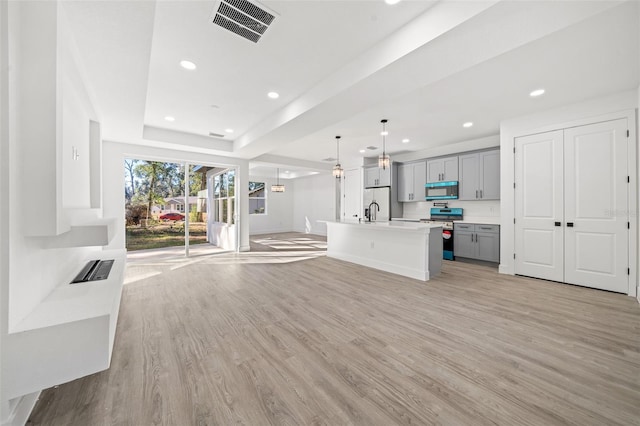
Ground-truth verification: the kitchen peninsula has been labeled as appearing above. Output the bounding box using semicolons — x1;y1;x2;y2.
324;221;443;281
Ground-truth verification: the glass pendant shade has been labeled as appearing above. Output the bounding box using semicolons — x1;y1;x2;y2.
271;168;285;192
379;119;390;169
378;154;390;170
333;135;343;178
332;163;343;178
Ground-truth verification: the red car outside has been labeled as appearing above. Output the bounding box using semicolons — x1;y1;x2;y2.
159;212;185;221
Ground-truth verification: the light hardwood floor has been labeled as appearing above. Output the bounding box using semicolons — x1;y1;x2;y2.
29;233;640;425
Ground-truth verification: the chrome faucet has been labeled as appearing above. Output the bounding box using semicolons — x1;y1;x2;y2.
367;201;380;222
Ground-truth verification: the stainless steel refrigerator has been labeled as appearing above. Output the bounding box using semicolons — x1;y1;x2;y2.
363;186;402;222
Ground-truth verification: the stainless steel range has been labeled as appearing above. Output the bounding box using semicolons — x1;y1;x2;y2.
421;208;463;260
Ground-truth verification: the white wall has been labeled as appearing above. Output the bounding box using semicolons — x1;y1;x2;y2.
499;90;638;296
2;2;103;423
403;199;500;220
248;176;294;235
292;173;335;236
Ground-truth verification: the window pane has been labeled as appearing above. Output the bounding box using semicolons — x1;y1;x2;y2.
250;198;266;214
228;170;235;197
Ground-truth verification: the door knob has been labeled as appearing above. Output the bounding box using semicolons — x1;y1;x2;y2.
567;222;574;227
554;221;561;226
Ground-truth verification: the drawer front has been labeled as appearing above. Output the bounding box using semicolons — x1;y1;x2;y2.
475;224;500;234
474;224;499;233
454;223;474;231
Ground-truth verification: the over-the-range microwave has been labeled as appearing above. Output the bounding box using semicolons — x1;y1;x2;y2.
425;181;458;201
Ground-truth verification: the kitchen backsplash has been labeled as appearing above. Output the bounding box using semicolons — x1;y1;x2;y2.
402;200;500;219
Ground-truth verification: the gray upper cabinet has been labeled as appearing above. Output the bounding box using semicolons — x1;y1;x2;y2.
426;156;458;183
364;165;391;188
458;149;500;200
397;161;426;202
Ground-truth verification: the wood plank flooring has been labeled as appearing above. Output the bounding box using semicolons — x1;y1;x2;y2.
28;233;640;425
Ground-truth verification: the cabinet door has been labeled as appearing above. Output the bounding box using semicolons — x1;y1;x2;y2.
397;164;412;202
454;230;476;258
458;153;479;200
476;232;499;262
479;150;500;199
442;156;459;181
412;162;426;201
378;166;392;186
364;167;379;187
426;159;443;183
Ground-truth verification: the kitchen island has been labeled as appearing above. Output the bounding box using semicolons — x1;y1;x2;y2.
323;221;443;281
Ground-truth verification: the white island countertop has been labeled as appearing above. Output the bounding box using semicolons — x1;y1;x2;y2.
334;220;442;231
323;221;443;281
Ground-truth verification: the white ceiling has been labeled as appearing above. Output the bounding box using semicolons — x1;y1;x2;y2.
62;0;639;177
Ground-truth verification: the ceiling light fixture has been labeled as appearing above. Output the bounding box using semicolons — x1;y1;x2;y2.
267;91;280;99
271;168;285;192
385;0;401;4
332;136;344;179
378;119;390;170
402;138;410;143
530;88;545;97
463;122;473;128
164;116;175;122
225;128;234;133
359;149;366;153
180;60;197;70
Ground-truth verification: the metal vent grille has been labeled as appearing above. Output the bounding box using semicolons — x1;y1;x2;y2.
366;146;378;150
211;0;276;43
209;131;225;138
322;157;337;162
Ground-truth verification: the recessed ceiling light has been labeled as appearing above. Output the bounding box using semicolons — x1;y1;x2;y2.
285;170;290;173
463;122;473;128
359;149;366;153
385;0;401;4
210;104;220;109
267;91;279;99
179;60;196;70
164;116;175;122
402;138;410;143
225;128;234;133
530;88;545;97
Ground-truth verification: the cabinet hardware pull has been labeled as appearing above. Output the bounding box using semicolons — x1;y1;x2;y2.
480;190;483;198
475;190;478;198
471;234;473;242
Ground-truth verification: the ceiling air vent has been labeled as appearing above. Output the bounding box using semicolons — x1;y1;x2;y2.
211;0;277;43
322;157;337;162
209;132;225;138
366;146;378;150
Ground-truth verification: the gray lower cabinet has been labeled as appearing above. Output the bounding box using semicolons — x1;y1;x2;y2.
453;223;499;262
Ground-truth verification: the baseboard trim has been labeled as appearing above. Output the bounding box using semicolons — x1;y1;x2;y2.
2;392;40;426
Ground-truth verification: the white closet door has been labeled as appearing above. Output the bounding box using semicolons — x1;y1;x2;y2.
342;168;362;223
564;119;628;292
515;130;564;282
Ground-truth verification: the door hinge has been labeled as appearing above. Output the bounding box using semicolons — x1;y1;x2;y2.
627;129;630;138
628;222;630;229
513;253;516;259
513;218;516;224
627;176;630;183
513;182;516;189
628;268;630;275
513;147;516;154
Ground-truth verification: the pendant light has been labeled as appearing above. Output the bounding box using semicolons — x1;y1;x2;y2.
271;168;285;192
378;119;390;169
332;135;343;178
